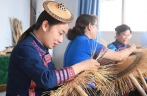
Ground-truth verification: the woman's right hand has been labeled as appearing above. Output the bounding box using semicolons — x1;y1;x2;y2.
129;43;136;52
80;59;100;71
134;45;143;53
72;59;100;75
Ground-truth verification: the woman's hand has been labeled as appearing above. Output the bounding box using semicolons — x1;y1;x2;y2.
129;44;144;53
129;44;136;52
72;59;100;75
136;45;142;49
133;49;143;53
80;59;100;71
133;45;143;53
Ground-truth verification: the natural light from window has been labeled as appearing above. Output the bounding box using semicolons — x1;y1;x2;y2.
99;0;147;31
125;0;147;31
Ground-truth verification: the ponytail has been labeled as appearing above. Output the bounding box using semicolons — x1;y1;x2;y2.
67;14;97;40
17;24;36;44
66;26;85;40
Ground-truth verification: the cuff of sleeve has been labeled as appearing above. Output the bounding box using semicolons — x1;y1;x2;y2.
54;67;75;86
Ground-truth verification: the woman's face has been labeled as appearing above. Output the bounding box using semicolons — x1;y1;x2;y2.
85;21;98;39
43;23;68;49
91;23;99;39
116;30;132;44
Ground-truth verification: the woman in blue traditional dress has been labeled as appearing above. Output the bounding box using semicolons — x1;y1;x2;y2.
107;24;132;51
107;24;142;96
64;14;136;68
6;1;100;96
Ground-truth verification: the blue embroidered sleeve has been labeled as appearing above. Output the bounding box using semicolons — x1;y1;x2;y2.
17;43;75;89
87;39;108;59
17;44;57;89
107;43;118;51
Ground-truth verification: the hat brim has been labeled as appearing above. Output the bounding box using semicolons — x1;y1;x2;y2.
116;48;147;78
43;1;74;23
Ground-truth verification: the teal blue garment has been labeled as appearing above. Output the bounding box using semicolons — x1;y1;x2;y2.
107;43;118;51
107;40;128;51
64;35;107;67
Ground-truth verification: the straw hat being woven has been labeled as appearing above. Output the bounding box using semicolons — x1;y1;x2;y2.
47;48;147;96
109;48;147;96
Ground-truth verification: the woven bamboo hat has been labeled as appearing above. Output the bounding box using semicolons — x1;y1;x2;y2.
116;48;147;78
43;1;74;23
111;48;147;95
49;48;147;96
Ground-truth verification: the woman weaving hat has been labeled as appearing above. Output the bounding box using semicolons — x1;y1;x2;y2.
107;24;145;96
108;24;132;52
63;14;137;95
6;1;100;96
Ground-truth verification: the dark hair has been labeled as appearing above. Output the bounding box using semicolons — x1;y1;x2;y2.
17;10;62;43
66;14;98;40
115;24;132;35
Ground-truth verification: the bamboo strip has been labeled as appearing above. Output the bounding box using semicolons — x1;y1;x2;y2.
137;69;147;92
129;74;147;96
74;85;88;96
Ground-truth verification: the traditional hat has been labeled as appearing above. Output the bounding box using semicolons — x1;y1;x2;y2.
112;48;147;96
43;1;74;23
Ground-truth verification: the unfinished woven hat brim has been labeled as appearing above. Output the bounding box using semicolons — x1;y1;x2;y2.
116;48;147;78
109;48;147;95
48;48;147;96
43;1;74;23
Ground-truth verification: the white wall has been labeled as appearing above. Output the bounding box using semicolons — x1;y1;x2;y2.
52;0;78;69
36;0;45;19
0;0;30;51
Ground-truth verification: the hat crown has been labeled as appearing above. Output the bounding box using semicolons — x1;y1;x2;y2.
58;3;66;11
43;1;74;23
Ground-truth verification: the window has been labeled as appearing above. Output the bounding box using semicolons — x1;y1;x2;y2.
125;0;147;31
99;0;147;31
